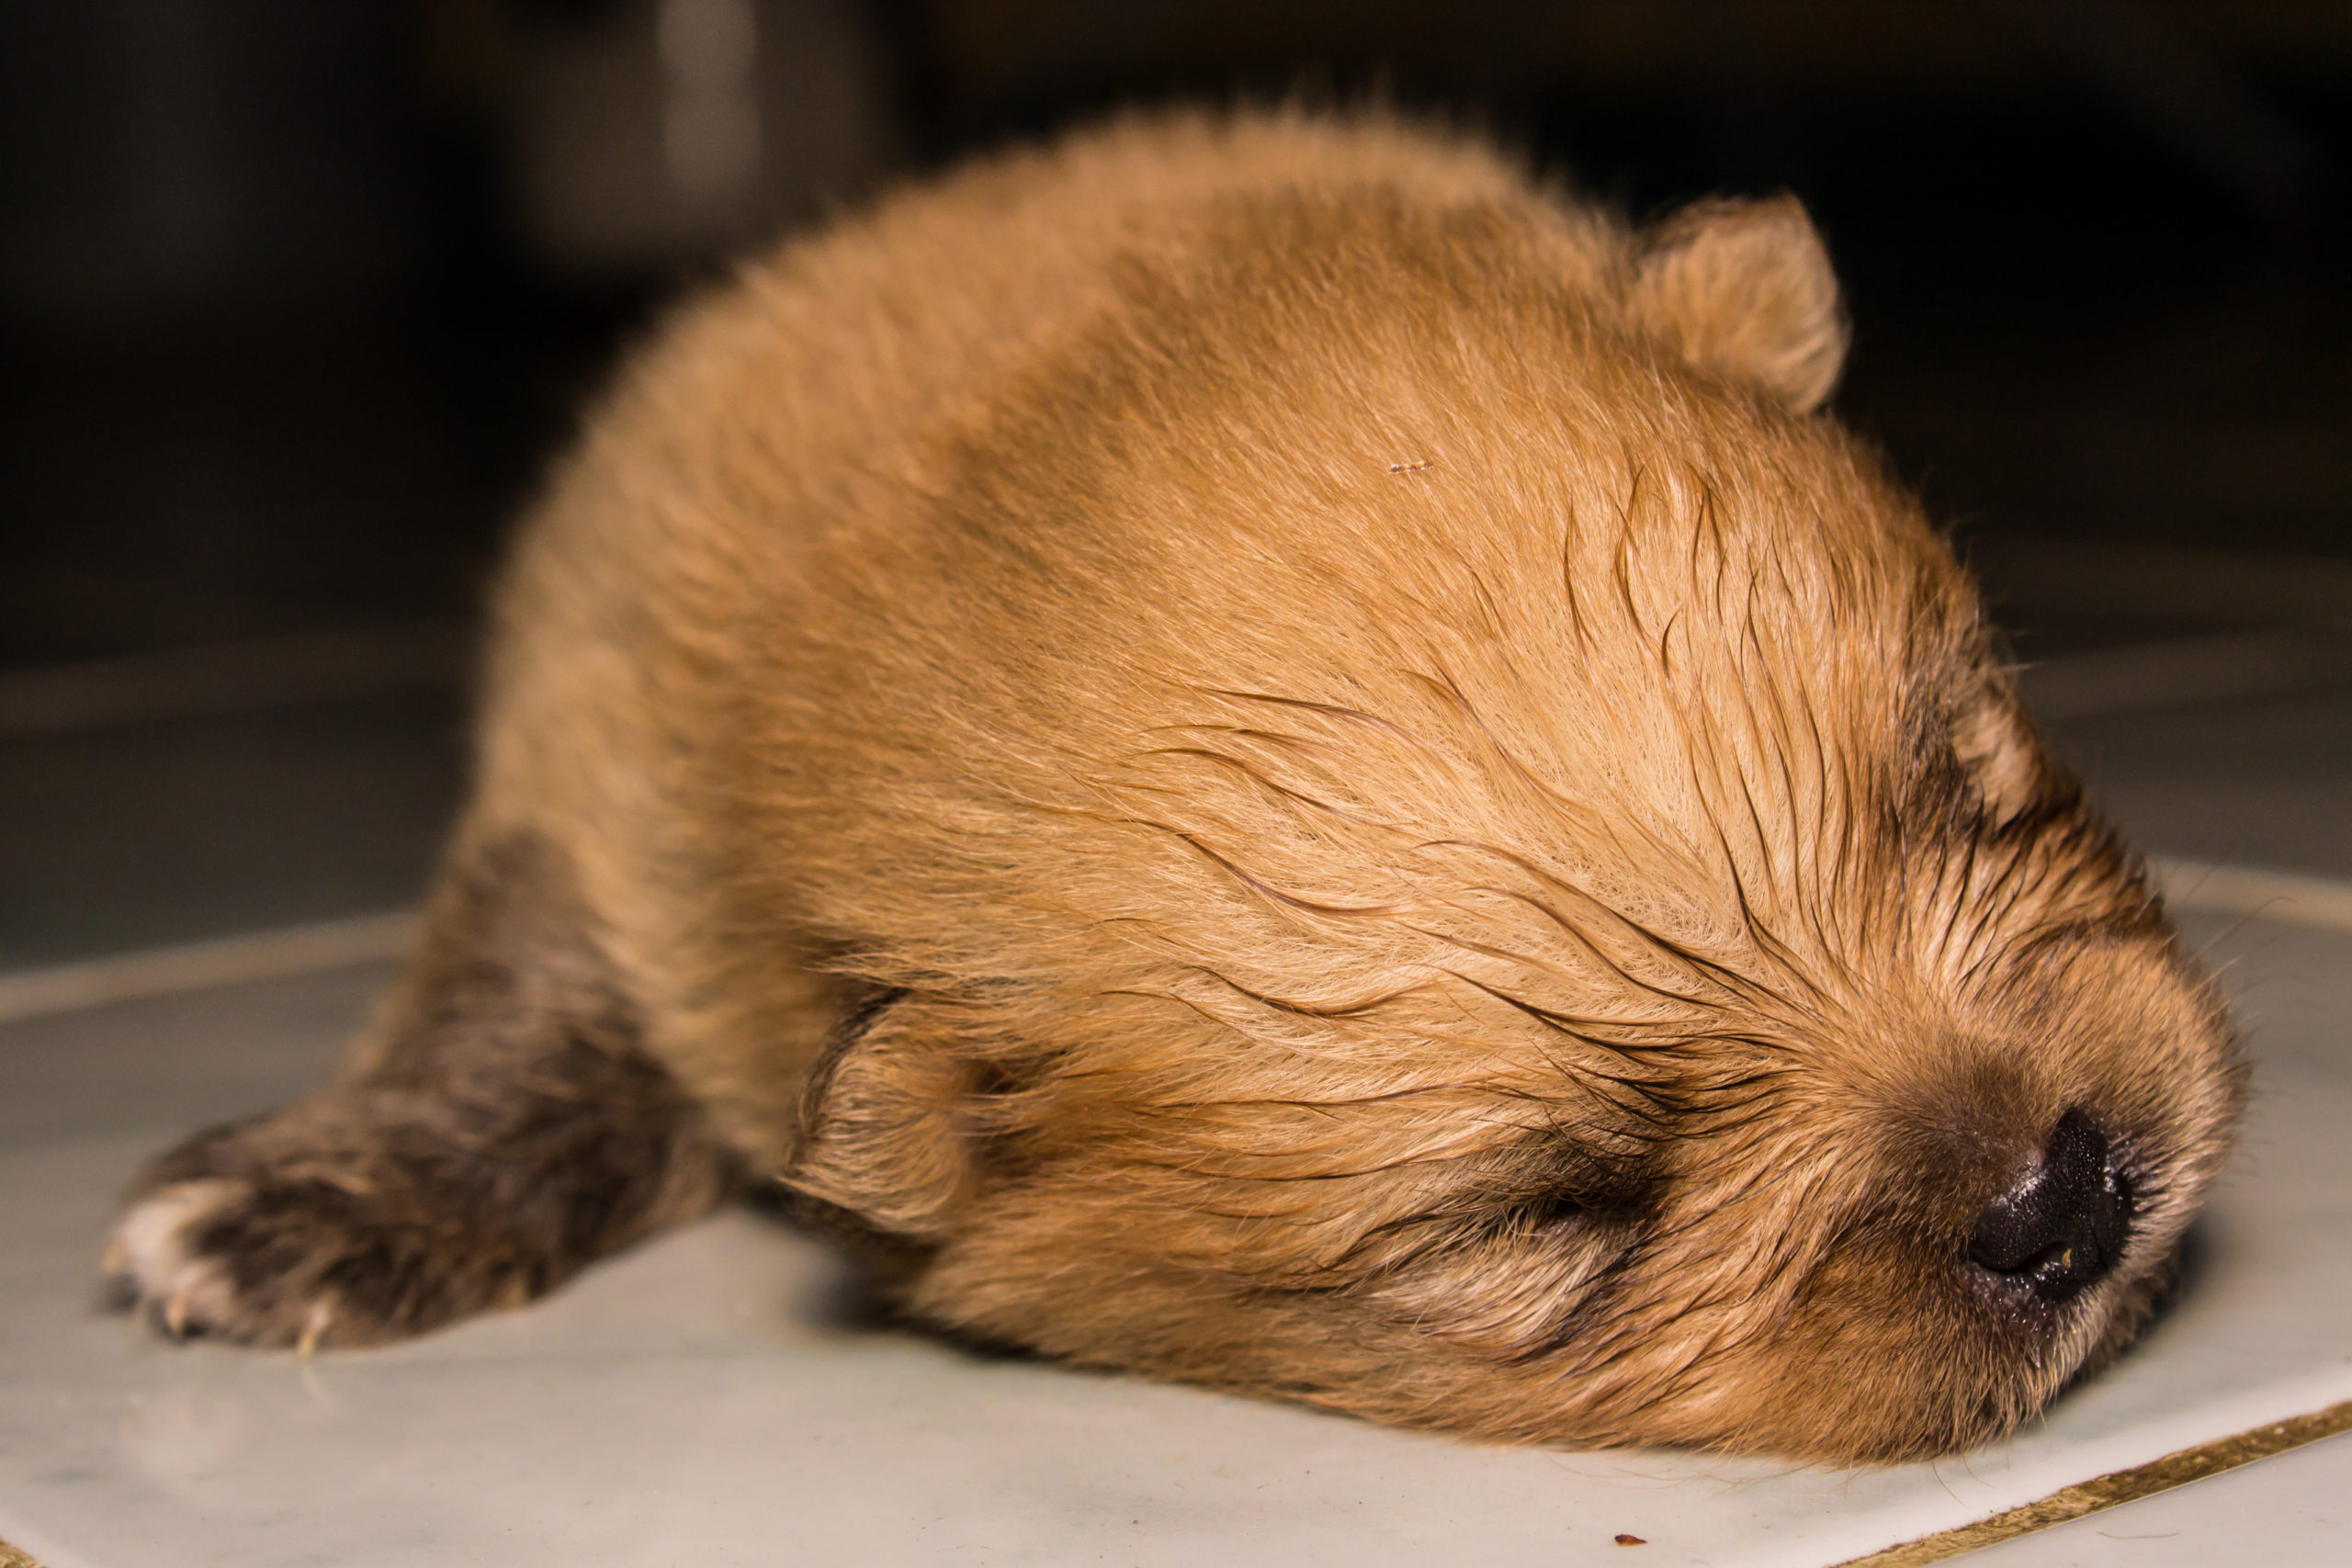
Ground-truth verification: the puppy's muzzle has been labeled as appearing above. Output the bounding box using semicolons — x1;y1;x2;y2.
1967;1108;2132;1305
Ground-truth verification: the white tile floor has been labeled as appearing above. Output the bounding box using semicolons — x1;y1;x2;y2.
0;898;2346;1568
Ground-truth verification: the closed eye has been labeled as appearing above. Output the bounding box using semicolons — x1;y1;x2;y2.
1489;1156;1660;1243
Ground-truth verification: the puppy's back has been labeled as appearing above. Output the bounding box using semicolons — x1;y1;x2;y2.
469;114;1615;1148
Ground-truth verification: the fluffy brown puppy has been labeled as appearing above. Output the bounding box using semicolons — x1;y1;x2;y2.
113;110;2244;1463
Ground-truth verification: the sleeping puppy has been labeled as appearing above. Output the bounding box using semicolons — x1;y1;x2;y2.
110;110;2244;1464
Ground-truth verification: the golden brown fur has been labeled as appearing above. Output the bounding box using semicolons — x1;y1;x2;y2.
115;110;2243;1463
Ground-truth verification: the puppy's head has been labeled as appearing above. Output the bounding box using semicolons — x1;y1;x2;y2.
785;189;2244;1462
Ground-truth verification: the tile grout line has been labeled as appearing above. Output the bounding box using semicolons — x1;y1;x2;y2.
2012;630;2328;722
2150;855;2352;934
1832;1399;2352;1567
0;860;2346;1028
0;623;469;739
0;912;419;1024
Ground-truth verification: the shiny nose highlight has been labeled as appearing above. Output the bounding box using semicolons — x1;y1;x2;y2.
1968;1108;2131;1304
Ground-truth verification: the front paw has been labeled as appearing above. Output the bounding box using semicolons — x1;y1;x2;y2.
109;1123;525;1351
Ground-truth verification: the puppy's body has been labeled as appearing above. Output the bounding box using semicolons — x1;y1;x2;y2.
116;114;2243;1462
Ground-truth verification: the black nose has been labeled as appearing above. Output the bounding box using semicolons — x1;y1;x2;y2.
1968;1108;2132;1304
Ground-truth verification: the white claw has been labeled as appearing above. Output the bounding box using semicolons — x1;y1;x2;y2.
163;1293;192;1339
296;1300;334;1359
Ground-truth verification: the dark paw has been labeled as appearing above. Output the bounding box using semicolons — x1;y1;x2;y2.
109;1131;536;1350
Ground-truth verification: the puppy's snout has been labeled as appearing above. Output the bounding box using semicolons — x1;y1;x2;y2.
1967;1108;2131;1305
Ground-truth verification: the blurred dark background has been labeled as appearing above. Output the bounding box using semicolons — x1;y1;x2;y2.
3;0;2348;965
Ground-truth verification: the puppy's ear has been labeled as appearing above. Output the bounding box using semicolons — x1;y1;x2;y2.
1632;196;1848;414
786;992;997;1242
1949;668;2049;825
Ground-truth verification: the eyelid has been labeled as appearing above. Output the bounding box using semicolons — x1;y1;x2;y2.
1491;1153;1659;1231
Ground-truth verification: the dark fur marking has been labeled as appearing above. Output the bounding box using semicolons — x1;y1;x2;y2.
124;833;737;1347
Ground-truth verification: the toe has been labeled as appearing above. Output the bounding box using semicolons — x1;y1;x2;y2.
111;1179;254;1342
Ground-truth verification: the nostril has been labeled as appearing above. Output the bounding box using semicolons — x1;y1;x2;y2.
1968;1108;2132;1304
